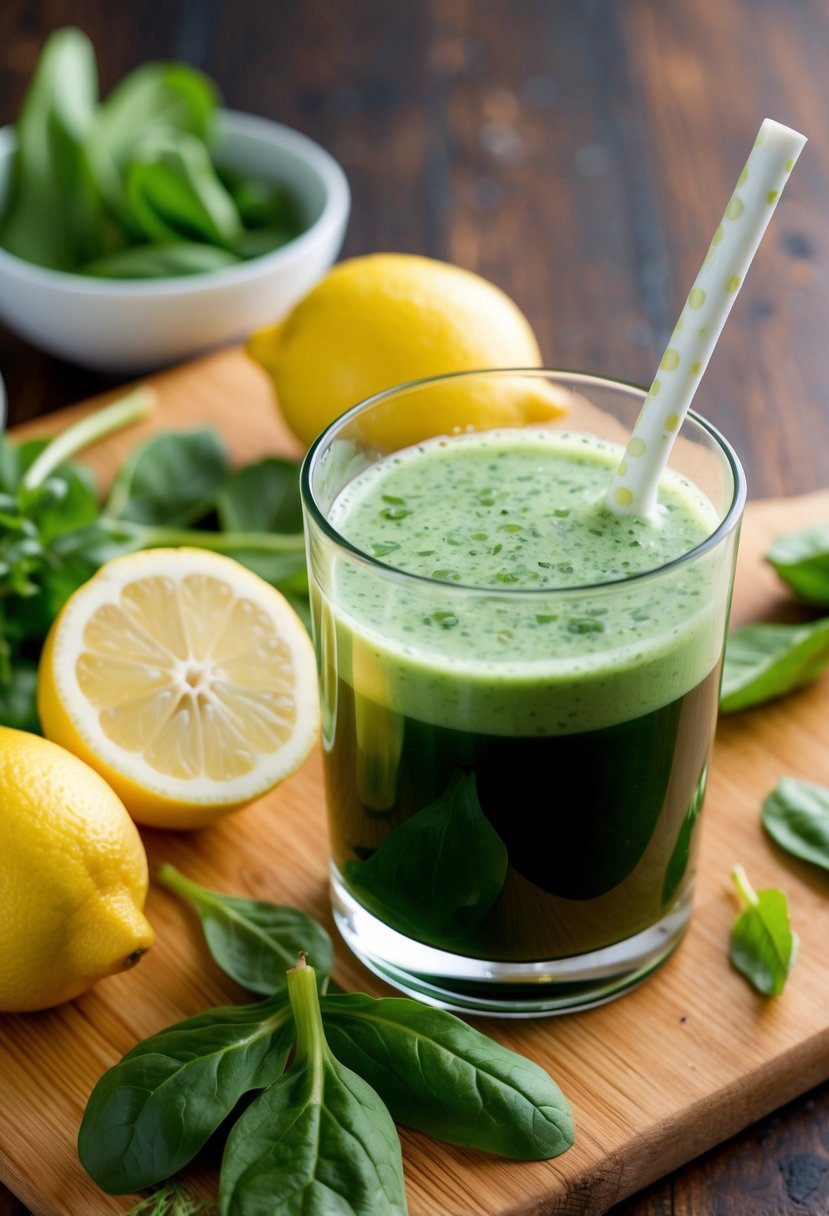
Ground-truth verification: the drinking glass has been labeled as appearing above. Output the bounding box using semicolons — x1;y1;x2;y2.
300;370;746;1016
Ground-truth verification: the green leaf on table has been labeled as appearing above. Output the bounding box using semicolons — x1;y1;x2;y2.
18;456;100;543
0;27;106;270
729;865;797;996
345;770;508;947
217;458;304;535
320;992;574;1160
80;241;241;278
78;995;293;1194
762;777;829;872
104;428;230;526
719;618;829;712
219;959;407;1216
766;524;829;606
157;864;333;995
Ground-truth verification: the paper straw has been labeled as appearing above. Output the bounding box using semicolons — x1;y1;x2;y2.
606;118;807;519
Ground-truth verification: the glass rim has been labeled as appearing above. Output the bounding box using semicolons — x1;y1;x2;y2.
300;367;747;597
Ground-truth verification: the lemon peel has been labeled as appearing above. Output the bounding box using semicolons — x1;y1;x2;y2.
0;726;154;1011
248;253;565;449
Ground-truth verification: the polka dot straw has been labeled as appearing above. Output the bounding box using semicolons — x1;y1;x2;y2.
606;118;807;518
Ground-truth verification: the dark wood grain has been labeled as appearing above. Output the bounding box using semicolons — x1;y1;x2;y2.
0;2;827;1214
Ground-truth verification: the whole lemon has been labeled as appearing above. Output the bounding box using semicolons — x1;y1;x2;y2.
248;253;564;449
0;726;154;1011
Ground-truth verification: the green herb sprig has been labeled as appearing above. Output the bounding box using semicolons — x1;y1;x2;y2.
79;868;575;1211
0;396;308;732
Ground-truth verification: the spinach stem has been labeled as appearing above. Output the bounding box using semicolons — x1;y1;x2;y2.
22;387;156;491
287;954;327;1078
731;863;758;908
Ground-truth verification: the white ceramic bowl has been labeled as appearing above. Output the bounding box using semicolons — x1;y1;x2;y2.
0;111;350;373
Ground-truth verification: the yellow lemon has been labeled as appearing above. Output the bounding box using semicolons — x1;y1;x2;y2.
38;548;320;830
0;726;154;1012
248;253;566;449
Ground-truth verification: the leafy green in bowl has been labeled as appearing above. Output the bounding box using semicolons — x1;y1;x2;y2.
0;29;349;371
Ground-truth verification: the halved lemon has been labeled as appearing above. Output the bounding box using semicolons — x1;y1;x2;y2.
38;549;320;829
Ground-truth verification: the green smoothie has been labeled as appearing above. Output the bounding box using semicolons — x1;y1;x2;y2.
315;428;730;962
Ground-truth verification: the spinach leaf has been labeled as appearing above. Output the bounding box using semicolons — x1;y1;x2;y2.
0;27;105;270
729;864;797;996
216;458;304;536
219;168;302;233
79;995;293;1194
95;61;217;169
766;524;829;606
104;429;230;526
319;992;574;1160
719;618;829;712
346;770;508;947
81;242;240;279
762;777;829;872
120;130;241;250
157;864;333;995
219;958;407;1216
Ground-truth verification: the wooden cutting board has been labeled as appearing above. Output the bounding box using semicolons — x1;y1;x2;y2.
2;348;828;1216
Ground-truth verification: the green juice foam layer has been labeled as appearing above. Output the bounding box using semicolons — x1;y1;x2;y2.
323;429;729;735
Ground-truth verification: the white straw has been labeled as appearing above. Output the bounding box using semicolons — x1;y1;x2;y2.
606;118;807;518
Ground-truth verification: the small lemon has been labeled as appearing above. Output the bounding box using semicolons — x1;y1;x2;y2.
248;253;566;449
0;726;154;1012
38;548;320;830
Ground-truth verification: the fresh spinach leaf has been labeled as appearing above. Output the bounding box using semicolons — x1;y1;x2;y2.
157;864;333;996
120;130;242;250
762;777;829;872
78;995;293;1194
81;241;240;279
219;957;407;1216
729;864;797;996
219;168;302;233
216;458;304;536
104;428;230;526
346;770;508;947
319;992;574;1160
95;61;218;171
0;27;105;270
719;618;829;712
766;524;829;606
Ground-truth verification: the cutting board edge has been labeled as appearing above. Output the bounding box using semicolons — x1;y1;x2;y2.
509;1024;829;1216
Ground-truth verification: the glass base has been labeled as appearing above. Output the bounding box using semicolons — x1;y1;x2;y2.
331;866;692;1017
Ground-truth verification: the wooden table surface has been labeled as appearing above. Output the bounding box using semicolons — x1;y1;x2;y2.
0;2;827;1213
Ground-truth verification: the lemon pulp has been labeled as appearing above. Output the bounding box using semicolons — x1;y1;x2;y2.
39;549;320;828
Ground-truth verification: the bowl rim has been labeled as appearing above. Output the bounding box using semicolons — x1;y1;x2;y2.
0;109;350;297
